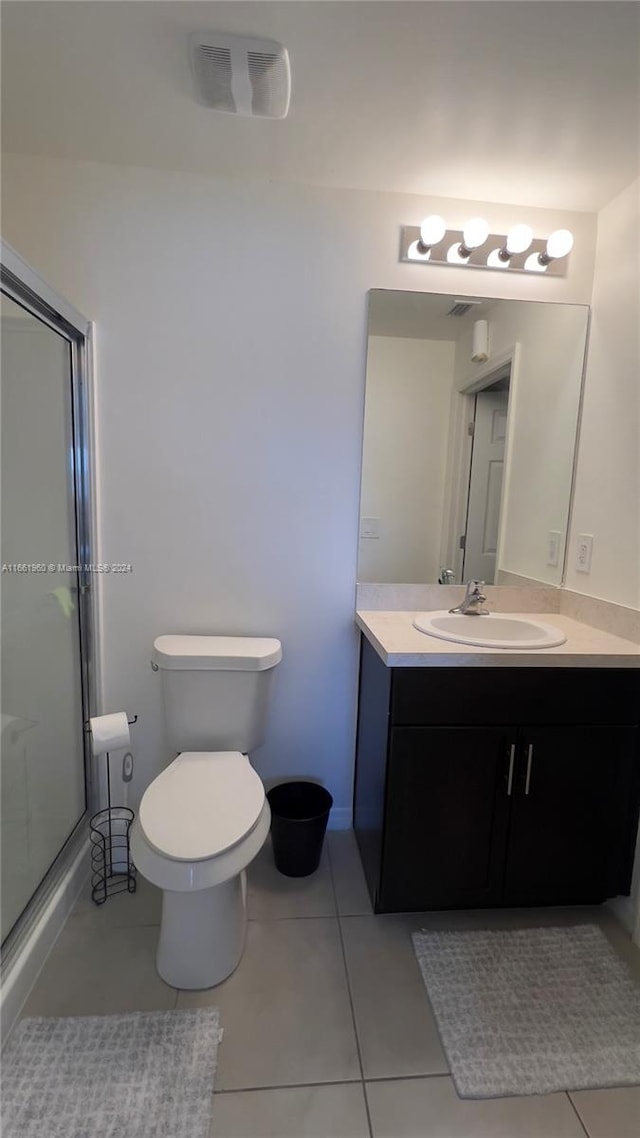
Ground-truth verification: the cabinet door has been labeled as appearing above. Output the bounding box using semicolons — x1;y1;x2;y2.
379;727;513;912
504;726;638;906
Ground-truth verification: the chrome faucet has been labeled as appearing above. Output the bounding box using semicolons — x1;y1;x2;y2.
449;580;490;616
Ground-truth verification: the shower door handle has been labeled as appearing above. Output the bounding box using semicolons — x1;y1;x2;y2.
524;743;534;796
506;743;516;796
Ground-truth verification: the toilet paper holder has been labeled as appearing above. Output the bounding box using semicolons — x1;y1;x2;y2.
84;714;138;732
88;713;138;906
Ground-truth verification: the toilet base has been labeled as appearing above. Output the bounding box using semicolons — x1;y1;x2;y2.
157;871;248;989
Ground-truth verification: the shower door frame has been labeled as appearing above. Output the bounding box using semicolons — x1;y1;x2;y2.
0;239;99;962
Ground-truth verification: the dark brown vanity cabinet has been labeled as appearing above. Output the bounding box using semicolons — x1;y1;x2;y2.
354;637;640;913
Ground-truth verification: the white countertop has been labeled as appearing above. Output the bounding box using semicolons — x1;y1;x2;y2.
355;610;640;668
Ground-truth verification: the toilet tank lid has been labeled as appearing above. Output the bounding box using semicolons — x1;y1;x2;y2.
152;634;282;671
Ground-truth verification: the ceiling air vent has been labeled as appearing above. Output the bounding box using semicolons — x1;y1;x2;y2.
190;33;291;119
446;298;484;317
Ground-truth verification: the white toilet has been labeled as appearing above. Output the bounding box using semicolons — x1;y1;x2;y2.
130;634;282;989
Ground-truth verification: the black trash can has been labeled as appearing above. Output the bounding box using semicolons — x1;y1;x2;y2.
267;782;333;877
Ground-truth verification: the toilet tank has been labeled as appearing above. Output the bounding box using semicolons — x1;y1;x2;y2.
152;635;282;753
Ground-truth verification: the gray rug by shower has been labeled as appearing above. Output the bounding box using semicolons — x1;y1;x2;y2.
412;924;640;1098
1;1008;221;1138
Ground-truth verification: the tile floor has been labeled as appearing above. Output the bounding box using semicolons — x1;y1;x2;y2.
20;830;640;1137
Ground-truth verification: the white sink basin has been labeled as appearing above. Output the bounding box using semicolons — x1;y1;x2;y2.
413;611;567;650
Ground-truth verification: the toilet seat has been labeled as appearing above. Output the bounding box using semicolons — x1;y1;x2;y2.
139;751;265;862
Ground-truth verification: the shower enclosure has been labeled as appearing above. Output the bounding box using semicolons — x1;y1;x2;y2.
1;243;95;956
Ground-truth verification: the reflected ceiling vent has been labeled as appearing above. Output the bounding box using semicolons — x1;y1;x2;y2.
446;299;483;317
190;33;291;119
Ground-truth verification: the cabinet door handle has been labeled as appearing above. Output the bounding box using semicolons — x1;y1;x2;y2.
525;743;534;796
506;743;516;796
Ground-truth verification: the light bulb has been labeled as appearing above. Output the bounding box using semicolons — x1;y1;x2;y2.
447;242;469;265
487;248;509;269
506;224;533;255
407;239;432;262
462;217;489;251
419;215;446;248
545;229;574;260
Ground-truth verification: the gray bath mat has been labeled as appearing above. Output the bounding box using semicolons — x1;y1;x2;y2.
412;924;640;1098
1;1007;221;1137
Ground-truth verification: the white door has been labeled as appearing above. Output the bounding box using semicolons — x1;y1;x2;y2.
463;389;509;584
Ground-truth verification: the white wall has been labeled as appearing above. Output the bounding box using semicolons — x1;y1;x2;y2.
572;177;640;943
566;178;640;609
0;152;597;820
359;335;455;582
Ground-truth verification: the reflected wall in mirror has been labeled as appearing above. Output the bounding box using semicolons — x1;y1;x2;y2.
358;291;589;586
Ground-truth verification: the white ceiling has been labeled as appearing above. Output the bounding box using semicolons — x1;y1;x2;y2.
368;290;497;340
367;290;592;341
2;2;639;212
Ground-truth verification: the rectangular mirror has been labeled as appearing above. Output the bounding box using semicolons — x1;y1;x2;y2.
358;291;589;586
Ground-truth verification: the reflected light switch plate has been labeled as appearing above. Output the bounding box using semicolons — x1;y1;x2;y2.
360;517;380;539
547;531;561;567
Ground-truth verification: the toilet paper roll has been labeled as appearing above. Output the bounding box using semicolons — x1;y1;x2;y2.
89;712;131;756
471;319;489;363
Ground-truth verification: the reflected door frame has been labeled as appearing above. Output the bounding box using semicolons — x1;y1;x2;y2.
440;344;520;584
463;386;510;583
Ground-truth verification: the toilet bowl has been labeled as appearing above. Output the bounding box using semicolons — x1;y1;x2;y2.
132;635;281;990
130;752;271;988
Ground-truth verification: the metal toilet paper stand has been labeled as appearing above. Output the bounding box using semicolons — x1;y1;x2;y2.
89;715;138;905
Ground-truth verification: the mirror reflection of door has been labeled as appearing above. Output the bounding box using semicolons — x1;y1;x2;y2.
462;375;510;584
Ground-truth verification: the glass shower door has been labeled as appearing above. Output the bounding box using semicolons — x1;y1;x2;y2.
1;293;88;944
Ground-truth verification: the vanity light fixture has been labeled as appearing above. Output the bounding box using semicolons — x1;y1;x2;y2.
401;219;574;277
